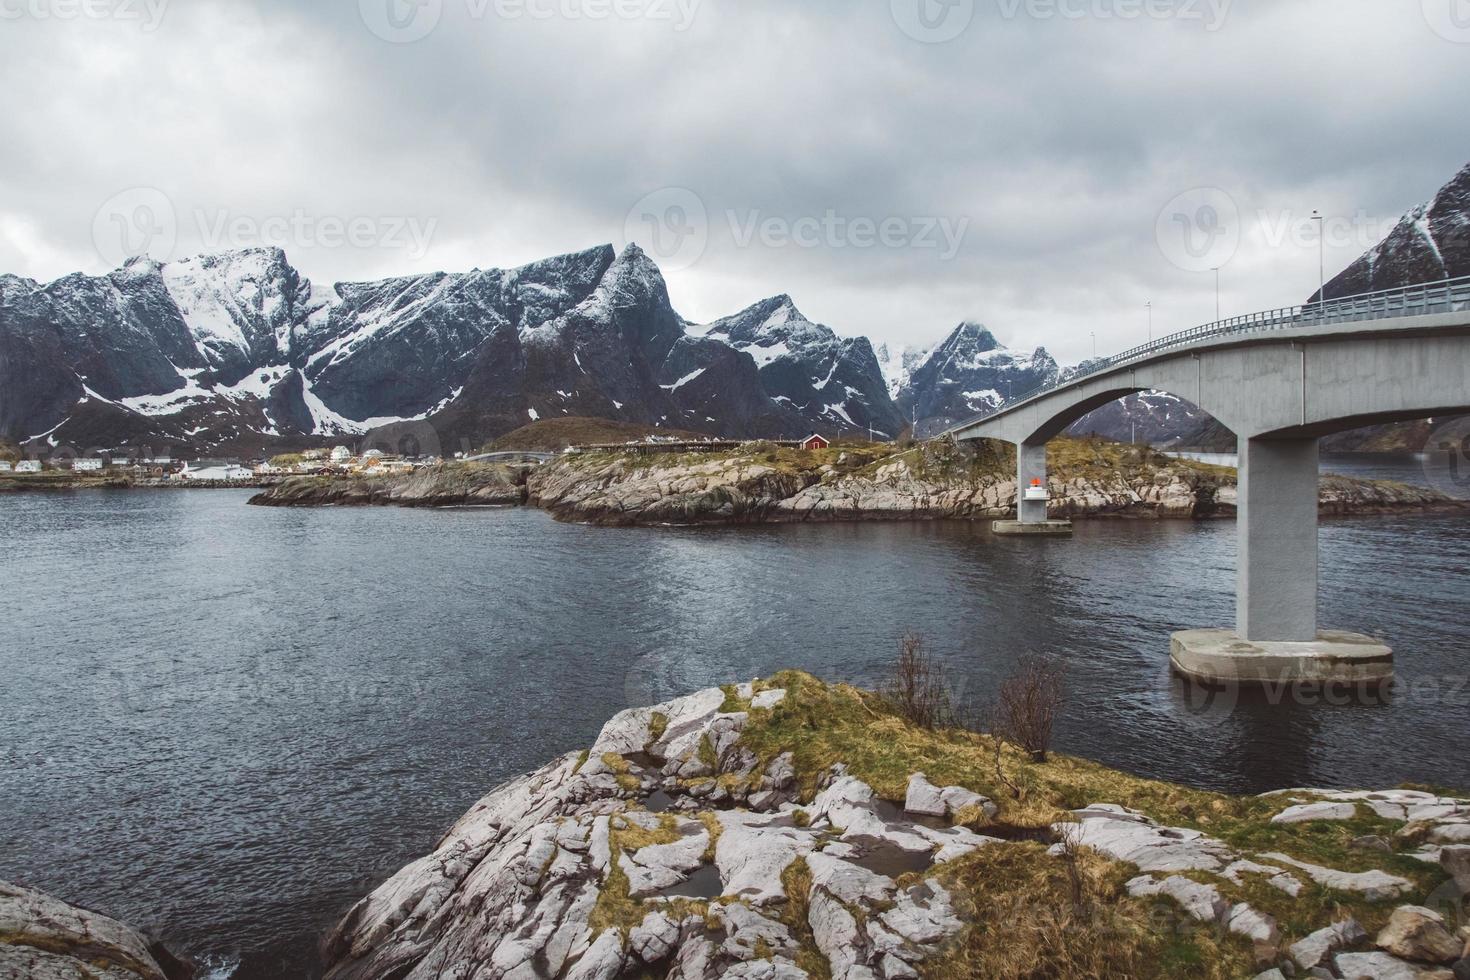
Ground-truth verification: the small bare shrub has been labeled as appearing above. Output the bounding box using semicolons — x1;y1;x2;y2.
881;633;955;730
993;655;1064;763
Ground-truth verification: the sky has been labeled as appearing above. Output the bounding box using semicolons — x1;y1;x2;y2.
1;0;1468;364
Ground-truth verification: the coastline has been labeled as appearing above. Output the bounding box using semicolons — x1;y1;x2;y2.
243;439;1467;525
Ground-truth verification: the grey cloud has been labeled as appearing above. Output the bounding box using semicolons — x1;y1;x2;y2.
0;0;1466;365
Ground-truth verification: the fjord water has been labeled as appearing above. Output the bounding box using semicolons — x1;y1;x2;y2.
2;456;1467;978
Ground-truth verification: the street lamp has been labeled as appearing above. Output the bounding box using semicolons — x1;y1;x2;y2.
1091;331;1097;359
1146;301;1153;343
1211;267;1221;322
1311;210;1325;307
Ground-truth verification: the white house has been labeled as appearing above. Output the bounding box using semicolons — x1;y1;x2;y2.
181;461;252;482
16;460;42;473
0;461;11;472
74;458;105;472
330;446;353;463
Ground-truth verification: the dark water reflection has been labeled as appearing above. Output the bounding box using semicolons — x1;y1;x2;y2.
1;469;1466;977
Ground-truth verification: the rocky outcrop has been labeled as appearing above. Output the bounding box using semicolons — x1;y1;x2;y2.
0;879;193;980
247;462;531;508
321;683;993;980
321;676;1470;980
527;440;1464;527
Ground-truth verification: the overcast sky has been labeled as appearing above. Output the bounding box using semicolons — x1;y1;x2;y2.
2;0;1467;363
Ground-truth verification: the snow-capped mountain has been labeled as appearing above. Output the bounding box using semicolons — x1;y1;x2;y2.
695;296;904;438
1315;160;1470;301
0;244;844;455
892;322;1060;432
875;342;932;402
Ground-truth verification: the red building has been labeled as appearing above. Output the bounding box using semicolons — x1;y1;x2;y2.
800;434;831;451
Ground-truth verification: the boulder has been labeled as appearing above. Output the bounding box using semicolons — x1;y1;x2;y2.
751;688;787;710
905;773;948;818
1440;846;1470;893
629;910;681;964
1290;919;1369;970
0;880;192;980
1375;906;1462;965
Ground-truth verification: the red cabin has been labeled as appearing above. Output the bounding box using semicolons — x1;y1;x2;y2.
800;434;831;451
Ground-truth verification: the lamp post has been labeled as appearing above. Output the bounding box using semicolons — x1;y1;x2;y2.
1211;266;1221;322
1314;210;1326;300
1146;301;1153;343
1091;331;1097;360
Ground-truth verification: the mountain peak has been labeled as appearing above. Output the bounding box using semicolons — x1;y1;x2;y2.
949;321;1001;352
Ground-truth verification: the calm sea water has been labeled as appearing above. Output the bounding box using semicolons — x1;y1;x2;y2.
2;454;1467;978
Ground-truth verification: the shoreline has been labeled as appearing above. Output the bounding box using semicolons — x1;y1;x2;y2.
241;440;1469;526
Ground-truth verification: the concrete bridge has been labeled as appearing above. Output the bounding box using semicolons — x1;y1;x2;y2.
948;276;1470;683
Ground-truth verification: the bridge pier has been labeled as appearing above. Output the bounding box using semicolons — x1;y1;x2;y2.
993;440;1073;536
1238;436;1320;642
1169;434;1393;686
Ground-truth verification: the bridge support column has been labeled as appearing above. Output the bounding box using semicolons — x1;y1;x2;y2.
1171;435;1393;687
1237;436;1320;642
993;441;1073;536
1018;441;1048;525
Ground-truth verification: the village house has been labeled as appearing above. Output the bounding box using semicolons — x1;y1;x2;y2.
16;460;42;473
73;458;105;472
179;460;252;482
800;434;831;451
0;461;11;472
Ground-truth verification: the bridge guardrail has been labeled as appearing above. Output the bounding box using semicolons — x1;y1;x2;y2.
946;275;1470;434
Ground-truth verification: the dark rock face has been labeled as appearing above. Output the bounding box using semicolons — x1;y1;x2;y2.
1;244;902;456
896;321;1059;430
1316;161;1470;300
701;295;906;438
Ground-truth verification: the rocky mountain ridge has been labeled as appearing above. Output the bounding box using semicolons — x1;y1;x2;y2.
8;155;1468;458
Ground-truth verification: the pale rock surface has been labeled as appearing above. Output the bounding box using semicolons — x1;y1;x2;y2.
1375;906;1463;965
1290;919;1369;970
1272;801;1359;824
0;880;190;980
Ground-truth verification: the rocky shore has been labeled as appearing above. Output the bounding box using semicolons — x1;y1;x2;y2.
248;462;532;508
321;672;1470;979
0;879;193;979
247;439;1464;525
525;439;1461;526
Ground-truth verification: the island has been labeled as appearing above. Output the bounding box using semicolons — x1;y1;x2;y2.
246;436;1463;525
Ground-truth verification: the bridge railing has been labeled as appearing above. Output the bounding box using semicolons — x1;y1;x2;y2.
948;274;1470;433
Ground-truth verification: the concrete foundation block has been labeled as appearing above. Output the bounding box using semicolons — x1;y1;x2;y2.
1170;629;1394;685
992;520;1074;537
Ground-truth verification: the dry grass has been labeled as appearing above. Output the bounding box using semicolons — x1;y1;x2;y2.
924;843;1254;980
778;859;833;980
